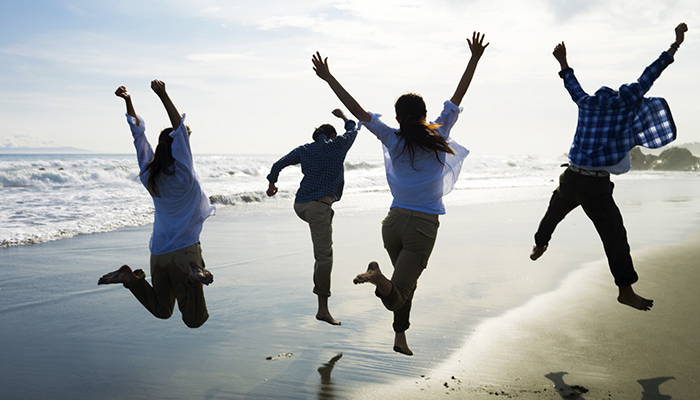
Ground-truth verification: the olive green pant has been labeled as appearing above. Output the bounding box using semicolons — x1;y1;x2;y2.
294;200;334;297
125;242;209;328
378;207;439;333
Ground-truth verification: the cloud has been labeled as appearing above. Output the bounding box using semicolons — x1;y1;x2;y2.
1;133;60;148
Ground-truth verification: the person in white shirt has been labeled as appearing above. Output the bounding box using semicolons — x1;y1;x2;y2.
312;32;488;355
98;80;215;329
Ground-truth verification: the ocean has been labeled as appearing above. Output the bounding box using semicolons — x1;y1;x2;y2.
0;152;578;248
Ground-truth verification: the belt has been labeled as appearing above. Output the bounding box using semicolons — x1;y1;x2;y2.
566;165;610;178
391;207;439;222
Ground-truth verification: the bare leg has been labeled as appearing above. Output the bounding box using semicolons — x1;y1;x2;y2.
353;261;392;297
617;285;653;311
393;331;413;356
188;261;213;285
530;244;548;261
98;265;138;286
316;295;341;325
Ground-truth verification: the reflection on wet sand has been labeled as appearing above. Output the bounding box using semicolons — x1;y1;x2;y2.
317;353;343;399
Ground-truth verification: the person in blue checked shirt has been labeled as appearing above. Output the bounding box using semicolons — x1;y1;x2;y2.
266;109;358;325
530;23;688;311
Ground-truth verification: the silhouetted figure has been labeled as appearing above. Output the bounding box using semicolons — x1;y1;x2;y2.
266;109;358;326
98;81;215;328
545;372;588;399
313;31;488;355
638;376;674;400
531;23;688;311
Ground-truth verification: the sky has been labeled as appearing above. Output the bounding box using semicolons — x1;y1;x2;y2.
0;0;698;157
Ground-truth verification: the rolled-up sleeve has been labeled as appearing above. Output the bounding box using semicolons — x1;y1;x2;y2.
128;114;153;172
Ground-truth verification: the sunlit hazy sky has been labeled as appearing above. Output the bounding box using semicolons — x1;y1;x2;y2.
0;0;698;156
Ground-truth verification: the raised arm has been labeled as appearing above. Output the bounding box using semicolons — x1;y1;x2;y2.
553;42;569;71
115;86;139;127
667;22;688;56
450;31;489;107
150;79;182;130
312;52;371;123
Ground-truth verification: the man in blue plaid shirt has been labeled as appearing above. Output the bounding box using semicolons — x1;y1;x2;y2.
530;23;688;311
266;109;358;325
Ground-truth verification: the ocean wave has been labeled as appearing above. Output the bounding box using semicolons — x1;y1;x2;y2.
344;161;382;171
0;206;154;248
209;191;267;205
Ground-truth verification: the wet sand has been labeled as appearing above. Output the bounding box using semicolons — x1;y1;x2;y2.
352;233;700;399
0;175;699;399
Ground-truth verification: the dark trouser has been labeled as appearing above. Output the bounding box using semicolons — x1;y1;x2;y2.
534;168;638;287
378;207;439;333
125;243;209;328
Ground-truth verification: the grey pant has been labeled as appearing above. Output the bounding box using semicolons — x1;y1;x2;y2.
126;242;209;328
294;200;334;297
379;207;439;333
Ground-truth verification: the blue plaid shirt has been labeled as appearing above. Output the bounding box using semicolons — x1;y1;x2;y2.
563;52;676;169
267;120;358;203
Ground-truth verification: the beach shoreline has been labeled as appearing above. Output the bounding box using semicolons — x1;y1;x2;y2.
1;175;699;399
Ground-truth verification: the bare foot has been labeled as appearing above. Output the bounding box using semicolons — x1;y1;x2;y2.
316;296;341;325
98;265;137;285
530;244;547;261
354;261;393;296
393;331;413;356
353;261;381;284
189;261;214;285
316;313;341;325
618;285;653;311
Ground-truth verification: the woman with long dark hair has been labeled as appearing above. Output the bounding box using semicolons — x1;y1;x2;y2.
312;32;488;355
98;80;215;328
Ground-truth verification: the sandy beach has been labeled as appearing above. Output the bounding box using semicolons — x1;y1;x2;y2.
1;174;699;399
353;231;700;399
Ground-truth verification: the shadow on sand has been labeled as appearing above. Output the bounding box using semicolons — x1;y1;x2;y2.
545;372;675;399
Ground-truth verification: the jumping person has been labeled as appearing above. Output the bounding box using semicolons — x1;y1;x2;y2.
312;32;488;355
98;80;216;328
266;109;359;326
530;23;688;311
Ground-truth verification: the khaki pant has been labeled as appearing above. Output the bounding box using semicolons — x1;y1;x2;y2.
379;207;439;333
126;242;209;328
294;201;334;297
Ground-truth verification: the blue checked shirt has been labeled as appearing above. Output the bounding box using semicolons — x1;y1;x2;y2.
563;52;676;170
267;120;358;203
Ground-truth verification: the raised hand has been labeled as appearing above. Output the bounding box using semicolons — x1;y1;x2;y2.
331;108;347;121
675;22;688;44
115;85;138;125
150;79;167;97
312;52;333;82
552;42;568;70
115;86;130;100
467;31;489;58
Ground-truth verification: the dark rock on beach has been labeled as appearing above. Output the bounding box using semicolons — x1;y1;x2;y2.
630;146;700;171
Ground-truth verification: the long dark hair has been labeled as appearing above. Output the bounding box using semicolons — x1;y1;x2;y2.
141;128;175;197
394;93;454;167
